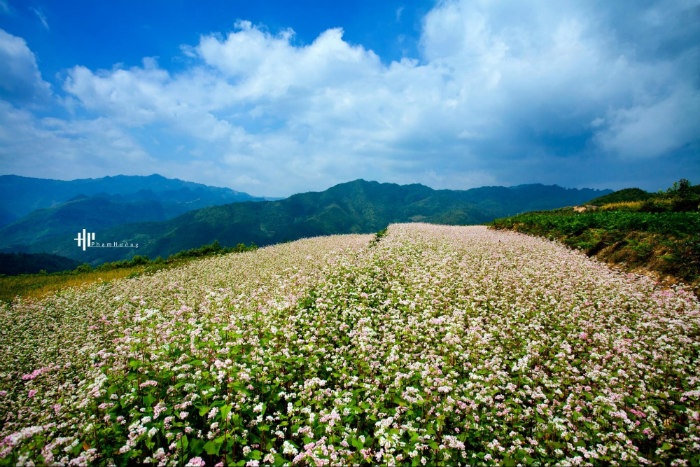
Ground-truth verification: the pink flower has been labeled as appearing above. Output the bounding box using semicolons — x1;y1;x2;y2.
187;457;206;467
27;389;37;398
22;367;50;381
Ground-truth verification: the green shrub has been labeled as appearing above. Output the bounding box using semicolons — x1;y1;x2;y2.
75;263;93;273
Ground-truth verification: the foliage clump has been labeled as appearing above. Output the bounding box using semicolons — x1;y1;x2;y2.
369;227;388;247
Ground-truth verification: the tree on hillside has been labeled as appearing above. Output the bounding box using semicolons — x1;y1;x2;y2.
668;178;692;198
664;178;699;211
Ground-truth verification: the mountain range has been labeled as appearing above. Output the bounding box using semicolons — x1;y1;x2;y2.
0;176;611;267
0;174;264;228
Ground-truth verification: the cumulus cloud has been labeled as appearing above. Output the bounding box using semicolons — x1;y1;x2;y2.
0;29;51;104
1;1;699;195
595;84;700;159
0;100;156;179
60;22;426;191
418;0;699;153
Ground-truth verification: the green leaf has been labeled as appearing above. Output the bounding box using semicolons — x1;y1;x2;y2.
220;404;232;420
350;437;364;450
143;394;156;408
190;438;205;455
145;437;155;450
204;440;220;456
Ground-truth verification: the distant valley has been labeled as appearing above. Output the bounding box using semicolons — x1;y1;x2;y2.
0;175;611;269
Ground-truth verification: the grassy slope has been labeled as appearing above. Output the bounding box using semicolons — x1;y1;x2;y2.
491;203;700;295
0;263;172;303
0;242;257;303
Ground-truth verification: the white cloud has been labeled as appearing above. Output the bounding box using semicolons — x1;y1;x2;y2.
32;7;49;30
417;0;699;164
195;21;383;97
64;61;171;126
60;23;432;193
596;84;700;159
0;28;51;104
0;100;155;179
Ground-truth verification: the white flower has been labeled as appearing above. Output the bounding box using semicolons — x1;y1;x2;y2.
282;440;299;455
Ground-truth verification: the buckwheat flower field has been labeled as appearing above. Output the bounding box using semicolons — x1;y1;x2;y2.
1;224;699;466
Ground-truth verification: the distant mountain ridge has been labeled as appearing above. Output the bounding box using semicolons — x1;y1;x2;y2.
0;174;264;227
0;178;611;266
0;194;184;249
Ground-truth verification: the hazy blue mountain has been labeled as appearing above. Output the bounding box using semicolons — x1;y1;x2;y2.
0;174;263;227
5;179;610;266
0;194;177;249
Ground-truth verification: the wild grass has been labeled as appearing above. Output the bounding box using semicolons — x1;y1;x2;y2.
0;264;167;303
598;201;644;211
0;241;257;303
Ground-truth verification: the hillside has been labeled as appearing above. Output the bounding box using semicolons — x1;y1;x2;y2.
1;224;698;465
0;174;264;229
586;187;653;205
0;195;180;249
6;179;610;265
491;180;700;295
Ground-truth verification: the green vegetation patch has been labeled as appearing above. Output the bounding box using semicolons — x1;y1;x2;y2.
491;207;700;294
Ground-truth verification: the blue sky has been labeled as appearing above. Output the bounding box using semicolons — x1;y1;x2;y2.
0;0;698;197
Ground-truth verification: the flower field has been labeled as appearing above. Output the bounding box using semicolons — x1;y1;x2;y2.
1;224;699;466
